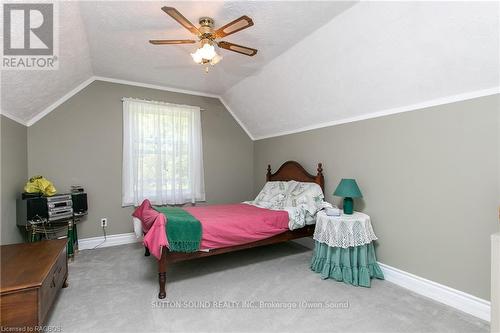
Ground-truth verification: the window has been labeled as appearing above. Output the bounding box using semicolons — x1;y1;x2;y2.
122;98;205;206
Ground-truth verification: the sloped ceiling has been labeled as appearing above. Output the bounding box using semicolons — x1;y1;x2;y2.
0;1;355;125
223;1;500;139
79;1;354;95
1;1;499;140
1;2;93;124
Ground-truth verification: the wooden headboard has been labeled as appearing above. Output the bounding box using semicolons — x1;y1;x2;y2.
266;161;325;193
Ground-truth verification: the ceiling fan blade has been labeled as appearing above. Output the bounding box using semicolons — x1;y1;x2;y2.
218;41;258;56
161;6;200;36
214;16;254;38
149;39;196;45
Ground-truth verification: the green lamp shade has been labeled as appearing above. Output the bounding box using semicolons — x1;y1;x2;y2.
334;179;362;215
334;179;363;198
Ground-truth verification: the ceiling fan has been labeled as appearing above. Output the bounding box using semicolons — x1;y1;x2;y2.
149;7;257;71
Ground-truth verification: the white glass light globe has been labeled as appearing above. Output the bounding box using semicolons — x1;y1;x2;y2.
198;43;216;60
191;51;203;64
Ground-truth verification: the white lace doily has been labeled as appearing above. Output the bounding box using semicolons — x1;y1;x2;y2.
313;211;378;248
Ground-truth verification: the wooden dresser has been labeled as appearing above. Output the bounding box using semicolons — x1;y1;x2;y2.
1;239;68;329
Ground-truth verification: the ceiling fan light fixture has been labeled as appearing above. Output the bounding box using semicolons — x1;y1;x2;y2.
151;7;257;70
191;39;220;64
191;51;203;64
200;43;217;60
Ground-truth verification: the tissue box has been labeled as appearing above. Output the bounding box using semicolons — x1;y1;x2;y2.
325;207;341;216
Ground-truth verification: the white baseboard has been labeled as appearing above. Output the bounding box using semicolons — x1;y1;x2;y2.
77;232;490;321
78;232;140;250
379;262;491;322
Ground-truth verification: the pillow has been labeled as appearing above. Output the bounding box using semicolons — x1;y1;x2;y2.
249;181;332;230
251;180;331;214
284;181;328;215
252;181;288;209
132;199;159;234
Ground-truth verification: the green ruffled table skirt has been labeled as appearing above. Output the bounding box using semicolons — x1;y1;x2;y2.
311;241;384;287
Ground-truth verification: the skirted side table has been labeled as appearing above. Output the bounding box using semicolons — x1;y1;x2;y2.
311;211;384;287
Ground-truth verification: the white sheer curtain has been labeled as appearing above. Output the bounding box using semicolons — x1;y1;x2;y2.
122;98;205;206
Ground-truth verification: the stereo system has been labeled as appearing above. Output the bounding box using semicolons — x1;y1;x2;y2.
47;194;73;221
17;193;88;226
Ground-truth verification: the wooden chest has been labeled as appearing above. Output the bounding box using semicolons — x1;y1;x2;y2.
1;239;68;329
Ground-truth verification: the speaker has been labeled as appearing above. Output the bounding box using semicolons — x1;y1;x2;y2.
72;193;88;214
27;197;49;220
17;197;49;226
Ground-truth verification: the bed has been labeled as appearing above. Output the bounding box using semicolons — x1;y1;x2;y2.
138;161;326;298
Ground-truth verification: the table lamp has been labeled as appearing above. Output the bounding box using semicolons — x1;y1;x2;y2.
333;179;362;215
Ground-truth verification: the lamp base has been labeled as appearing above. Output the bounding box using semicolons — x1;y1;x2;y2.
343;197;354;215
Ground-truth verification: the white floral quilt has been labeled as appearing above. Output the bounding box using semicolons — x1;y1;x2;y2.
244;181;332;230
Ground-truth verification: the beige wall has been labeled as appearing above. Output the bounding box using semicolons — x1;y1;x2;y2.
1;115;27;244
254;95;499;300
28;80;254;239
7;79;499;301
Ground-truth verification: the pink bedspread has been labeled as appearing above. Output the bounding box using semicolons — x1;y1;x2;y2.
134;200;289;259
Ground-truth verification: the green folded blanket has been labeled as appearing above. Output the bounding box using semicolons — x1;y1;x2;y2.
153;206;202;253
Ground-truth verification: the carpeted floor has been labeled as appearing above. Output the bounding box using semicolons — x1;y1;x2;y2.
46;242;488;333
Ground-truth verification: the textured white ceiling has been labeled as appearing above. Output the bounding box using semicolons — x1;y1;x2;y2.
1;1;498;139
1;0;354;125
223;1;500;139
79;1;354;94
1;2;93;124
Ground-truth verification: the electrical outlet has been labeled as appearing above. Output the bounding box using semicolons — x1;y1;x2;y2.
100;218;108;227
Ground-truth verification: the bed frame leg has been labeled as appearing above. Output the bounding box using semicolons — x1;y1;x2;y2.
144;246;150;256
158;272;166;299
158;247;167;299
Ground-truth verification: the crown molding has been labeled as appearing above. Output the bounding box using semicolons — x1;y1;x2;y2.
253;87;500;140
93;76;220;99
26;75;220;126
26;77;96;126
14;76;247;137
20;75;254;141
97;77;254;139
8;77;499;142
219;97;255;140
0;110;28;126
